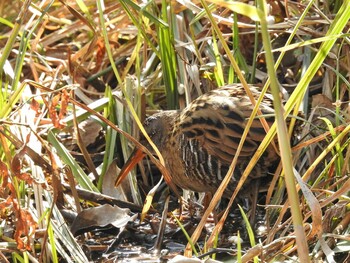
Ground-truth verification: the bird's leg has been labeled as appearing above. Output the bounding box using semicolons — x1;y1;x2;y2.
248;179;260;227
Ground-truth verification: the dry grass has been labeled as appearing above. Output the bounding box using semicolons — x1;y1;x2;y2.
0;0;349;262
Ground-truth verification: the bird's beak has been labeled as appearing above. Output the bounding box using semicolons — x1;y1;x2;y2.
115;148;145;187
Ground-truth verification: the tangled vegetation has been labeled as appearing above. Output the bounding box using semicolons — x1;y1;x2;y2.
0;0;349;262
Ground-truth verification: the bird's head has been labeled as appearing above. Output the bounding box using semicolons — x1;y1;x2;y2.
141;110;179;152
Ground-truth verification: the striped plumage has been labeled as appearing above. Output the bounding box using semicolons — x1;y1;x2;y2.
133;84;278;196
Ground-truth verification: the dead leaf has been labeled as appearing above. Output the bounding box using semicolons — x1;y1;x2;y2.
102;160;131;201
312;94;334;109
70;204;135;236
76;118;102;147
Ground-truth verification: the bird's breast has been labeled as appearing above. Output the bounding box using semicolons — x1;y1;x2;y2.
162;134;239;194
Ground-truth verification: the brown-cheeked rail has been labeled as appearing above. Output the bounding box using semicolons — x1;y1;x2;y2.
115;83;279;198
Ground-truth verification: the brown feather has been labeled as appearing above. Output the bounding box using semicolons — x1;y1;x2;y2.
138;84;279;196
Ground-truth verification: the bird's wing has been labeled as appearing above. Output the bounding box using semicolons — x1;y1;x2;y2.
177;85;276;164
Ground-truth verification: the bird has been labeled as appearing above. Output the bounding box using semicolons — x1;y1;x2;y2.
115;83;280;198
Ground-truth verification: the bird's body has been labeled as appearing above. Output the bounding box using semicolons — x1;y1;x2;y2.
116;84;280;197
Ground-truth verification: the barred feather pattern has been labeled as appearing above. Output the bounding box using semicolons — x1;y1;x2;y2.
142;84;278;196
